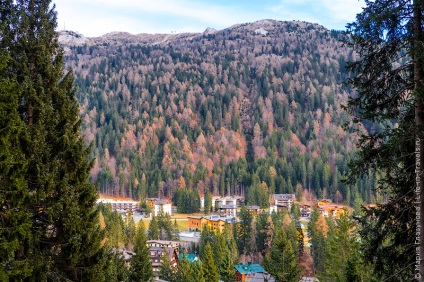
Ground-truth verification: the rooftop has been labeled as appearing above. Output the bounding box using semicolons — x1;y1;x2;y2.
220;205;237;209
272;194;295;200
155;199;170;205
235;263;267;275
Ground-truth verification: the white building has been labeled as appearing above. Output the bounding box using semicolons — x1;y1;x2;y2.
272;194;295;210
200;196;205;208
97;198;139;212
212;196;221;210
269;205;278;214
219;204;237;217
153;199;172;216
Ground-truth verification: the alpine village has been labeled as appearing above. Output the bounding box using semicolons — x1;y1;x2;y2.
1;1;424;282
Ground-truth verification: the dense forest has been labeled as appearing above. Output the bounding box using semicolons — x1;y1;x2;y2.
61;19;383;206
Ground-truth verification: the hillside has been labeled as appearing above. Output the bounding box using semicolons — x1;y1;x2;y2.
61;19;379;207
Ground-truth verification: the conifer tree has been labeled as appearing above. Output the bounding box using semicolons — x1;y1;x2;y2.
222;225;238;263
345;0;424;279
125;211;137;246
0;24;33;280
172;219;180;241
235;205;252;255
204;189;212;215
219;248;236;282
174;252;194;282
148;215;159;240
159;247;174;282
129;224;153;282
264;228;301;282
192;261;206;282
1;0;111;280
201;242;219;282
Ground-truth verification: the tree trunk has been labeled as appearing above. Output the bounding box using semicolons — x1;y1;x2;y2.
414;0;424;280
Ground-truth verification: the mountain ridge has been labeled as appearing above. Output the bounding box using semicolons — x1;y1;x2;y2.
58;19;331;47
62;18;377;208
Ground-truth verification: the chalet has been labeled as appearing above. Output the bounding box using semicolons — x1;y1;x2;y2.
300;203;311;217
146;198;159;209
246;205;261;215
97;198;139;212
235;262;273;282
318;204;347;218
245;273;275;282
153;199;172;216
148;246;178;276
220;204;237;217
272;194;295;211
146;240;180;250
317;199;332;206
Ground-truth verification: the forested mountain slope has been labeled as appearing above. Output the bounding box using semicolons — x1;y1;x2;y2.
61;19;380;207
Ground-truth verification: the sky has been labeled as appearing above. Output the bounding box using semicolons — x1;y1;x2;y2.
53;0;365;37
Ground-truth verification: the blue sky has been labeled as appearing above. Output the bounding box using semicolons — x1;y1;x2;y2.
53;0;365;37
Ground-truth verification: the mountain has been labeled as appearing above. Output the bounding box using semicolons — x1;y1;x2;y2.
60;19;379;207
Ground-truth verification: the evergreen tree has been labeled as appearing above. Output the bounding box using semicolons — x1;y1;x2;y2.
192;261;206;282
235;205;252;255
204;189;212;215
345;0;424;279
201;242;219;282
172;219;180;241
199;225;215;257
125;211;137;247
257;213;274;256
0;22;33;280
219;248;236;282
222;225;239;263
159;247;174;282
1;0;111;280
148;216;159;240
264;228;301;282
174;252;194;282
129;224;153;282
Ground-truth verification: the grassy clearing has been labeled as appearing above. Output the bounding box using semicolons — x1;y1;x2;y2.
139;218;188;231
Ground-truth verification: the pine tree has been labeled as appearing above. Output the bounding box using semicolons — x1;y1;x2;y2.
159;247;174;282
129;224;153;282
264;228;301;282
174;252;194;282
192;261;206;282
125;211;137;246
172;219;180;241
201;242;219;282
204;189;212;215
235;205;252;255
222;225;238;263
219;248;236;282
0;22;33;280
345;0;424;279
1;0;111;280
148;215;160;240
